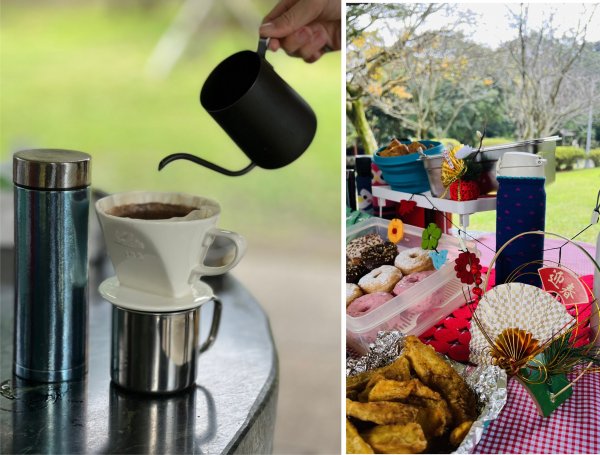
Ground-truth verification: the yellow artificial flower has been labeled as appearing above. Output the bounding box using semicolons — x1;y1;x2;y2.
388;218;404;243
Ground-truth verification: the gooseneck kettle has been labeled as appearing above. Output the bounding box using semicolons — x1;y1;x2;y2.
159;38;317;176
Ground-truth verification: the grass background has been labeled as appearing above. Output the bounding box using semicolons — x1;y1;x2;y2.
0;2;342;243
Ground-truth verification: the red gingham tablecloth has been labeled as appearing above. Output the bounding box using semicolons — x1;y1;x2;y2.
473;370;600;454
419;272;600;454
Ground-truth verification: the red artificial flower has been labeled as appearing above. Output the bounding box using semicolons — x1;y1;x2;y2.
449;180;480;201
454;251;481;285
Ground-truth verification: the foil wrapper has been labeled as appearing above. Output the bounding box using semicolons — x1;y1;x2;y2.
347;331;507;454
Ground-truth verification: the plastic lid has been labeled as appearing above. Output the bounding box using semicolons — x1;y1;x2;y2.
13;149;91;189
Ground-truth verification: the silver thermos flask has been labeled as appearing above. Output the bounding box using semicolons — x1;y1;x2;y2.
13;149;91;382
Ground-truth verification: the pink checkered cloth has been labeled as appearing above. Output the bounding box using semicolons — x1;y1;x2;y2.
474;370;600;454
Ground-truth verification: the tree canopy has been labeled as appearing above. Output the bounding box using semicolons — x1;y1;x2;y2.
346;3;600;151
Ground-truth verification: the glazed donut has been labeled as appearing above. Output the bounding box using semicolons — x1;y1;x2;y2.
358;265;403;294
346;234;383;261
361;242;399;271
392;271;435;296
394;247;433;275
393;271;444;313
346;292;394;317
346;283;363;306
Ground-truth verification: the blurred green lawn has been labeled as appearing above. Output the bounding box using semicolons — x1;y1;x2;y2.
1;3;341;242
466;168;600;244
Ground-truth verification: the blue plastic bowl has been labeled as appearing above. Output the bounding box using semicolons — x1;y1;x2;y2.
372;140;443;193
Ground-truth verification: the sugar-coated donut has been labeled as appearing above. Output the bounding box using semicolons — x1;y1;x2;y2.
394;247;434;275
361;242;399;271
346;283;363;306
346;234;383;261
358;265;403;294
346;292;394;317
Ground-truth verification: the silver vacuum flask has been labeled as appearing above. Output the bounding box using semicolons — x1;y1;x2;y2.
13;149;91;382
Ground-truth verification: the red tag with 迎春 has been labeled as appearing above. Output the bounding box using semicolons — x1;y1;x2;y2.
538;267;589;305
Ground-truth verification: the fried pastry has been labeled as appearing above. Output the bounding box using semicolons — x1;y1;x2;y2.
380;139;410;157
449;420;474;447
362;423;427;454
411;396;452;438
402;336;477;426
406;142;426;154
346;418;374;454
346;337;477;452
367;378;442;402
357;373;387;402
346;356;411;399
346;398;420;425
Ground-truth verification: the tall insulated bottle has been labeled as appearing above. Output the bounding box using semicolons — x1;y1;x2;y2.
495;152;546;287
13;149;91;382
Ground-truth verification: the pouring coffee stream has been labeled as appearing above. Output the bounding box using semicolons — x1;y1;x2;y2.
158;37;317;176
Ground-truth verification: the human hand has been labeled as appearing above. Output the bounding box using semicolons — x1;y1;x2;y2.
259;0;341;63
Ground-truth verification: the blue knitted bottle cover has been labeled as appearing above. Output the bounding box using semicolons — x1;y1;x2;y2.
495;176;546;287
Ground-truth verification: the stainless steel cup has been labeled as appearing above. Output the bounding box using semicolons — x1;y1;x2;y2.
110;298;222;394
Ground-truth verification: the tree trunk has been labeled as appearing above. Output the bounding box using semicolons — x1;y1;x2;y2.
347;88;378;154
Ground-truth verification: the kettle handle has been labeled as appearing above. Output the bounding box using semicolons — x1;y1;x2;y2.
257;37;270;59
158;153;256;176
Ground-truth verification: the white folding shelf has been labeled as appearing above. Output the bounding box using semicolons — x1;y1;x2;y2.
372;186;497;228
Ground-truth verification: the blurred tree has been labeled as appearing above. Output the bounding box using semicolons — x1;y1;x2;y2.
346;3;448;153
365;106;412;145
144;0;262;79
445;85;514;145
346;3;500;152
495;4;600;139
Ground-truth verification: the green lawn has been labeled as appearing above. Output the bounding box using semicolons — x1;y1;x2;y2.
0;3;341;242
466;168;600;244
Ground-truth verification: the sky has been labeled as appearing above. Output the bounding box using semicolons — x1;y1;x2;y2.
367;3;600;49
451;3;600;48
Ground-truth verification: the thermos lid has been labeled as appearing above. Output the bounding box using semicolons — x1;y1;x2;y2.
13;149;91;189
496;151;546;179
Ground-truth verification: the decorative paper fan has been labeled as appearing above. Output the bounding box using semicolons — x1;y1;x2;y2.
469;282;575;368
465;230;600;417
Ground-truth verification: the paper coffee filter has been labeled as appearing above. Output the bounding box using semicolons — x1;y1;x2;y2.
469;282;574;366
97;191;220;220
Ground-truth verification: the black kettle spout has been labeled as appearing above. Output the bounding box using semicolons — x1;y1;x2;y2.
158;153;256;176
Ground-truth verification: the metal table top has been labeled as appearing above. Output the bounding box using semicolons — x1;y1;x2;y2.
0;251;278;454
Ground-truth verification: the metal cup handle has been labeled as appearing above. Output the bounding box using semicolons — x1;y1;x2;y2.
198;297;222;354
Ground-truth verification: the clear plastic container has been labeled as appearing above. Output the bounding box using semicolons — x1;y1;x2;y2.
346;218;478;354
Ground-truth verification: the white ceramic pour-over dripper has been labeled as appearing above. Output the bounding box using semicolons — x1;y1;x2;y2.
96;191;246;311
99;277;214;312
